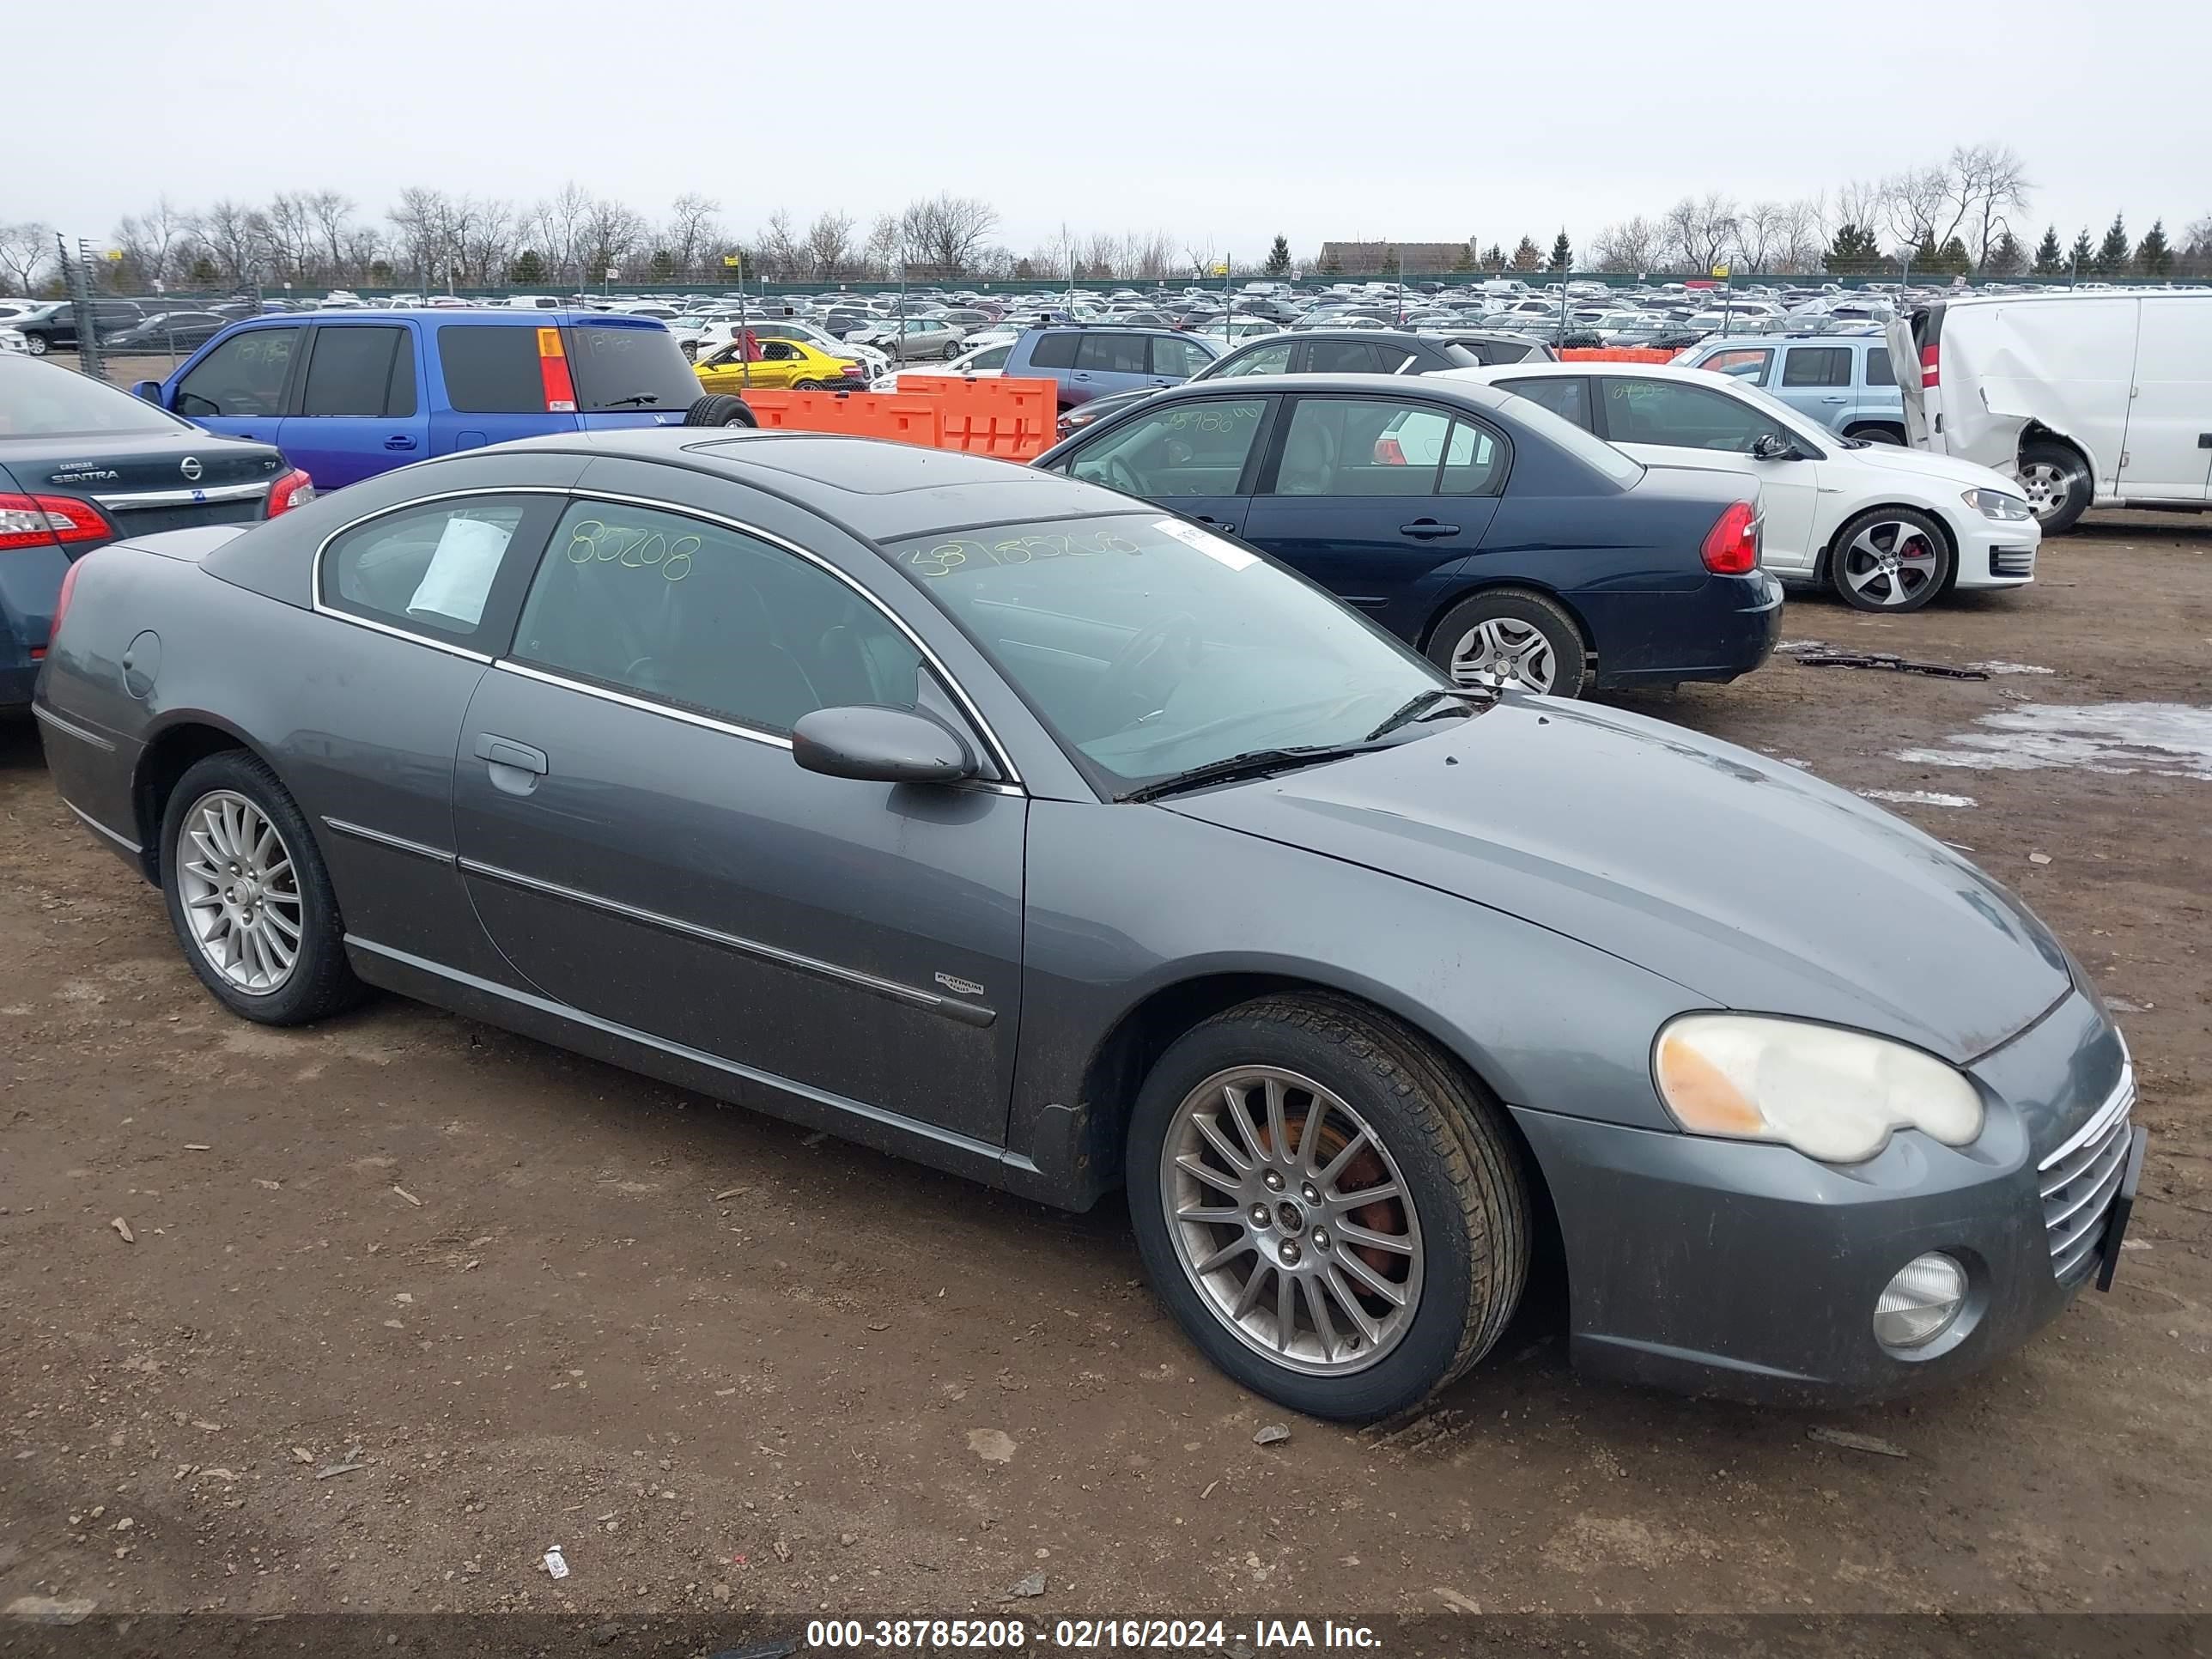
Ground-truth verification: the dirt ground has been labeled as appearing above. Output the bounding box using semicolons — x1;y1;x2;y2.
1;515;2207;1636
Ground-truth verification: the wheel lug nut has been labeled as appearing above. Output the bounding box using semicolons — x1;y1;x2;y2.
1301;1183;1320;1205
1279;1242;1301;1266
1314;1230;1331;1251
1262;1170;1284;1191
1249;1204;1271;1228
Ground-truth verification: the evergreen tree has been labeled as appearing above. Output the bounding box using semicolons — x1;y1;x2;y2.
1549;229;1572;273
2067;227;2094;275
189;254;218;284
1012;258;1036;280
509;249;547;286
1452;243;1476;272
1911;232;1939;276
2032;226;2063;276
2095;215;2130;275
1510;234;1542;271
2136;219;2172;277
1481;243;1505;270
1987;229;2025;276
1935;236;1972;276
648;248;676;283
1825;222;1881;275
1262;234;1291;277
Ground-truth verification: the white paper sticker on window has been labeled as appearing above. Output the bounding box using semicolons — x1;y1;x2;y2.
1153;518;1255;571
406;514;514;629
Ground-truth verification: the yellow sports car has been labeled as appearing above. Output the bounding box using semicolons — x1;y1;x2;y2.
694;333;867;392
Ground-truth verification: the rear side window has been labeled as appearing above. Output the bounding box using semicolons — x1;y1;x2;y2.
299;326;406;417
1504;376;1593;431
319;495;551;646
565;325;705;413
174;326;301;418
1148;336;1211;378
1074;333;1149;374
1780;347;1852;388
1212;339;1295;379
437;325;545;414
1304;340;1387;374
1025;332;1079;370
1863;349;1897;387
1699;347;1773;386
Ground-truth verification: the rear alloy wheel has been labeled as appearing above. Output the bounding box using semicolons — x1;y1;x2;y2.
1427;590;1587;697
1828;506;1951;612
1127;995;1528;1420
2017;440;2089;535
161;751;363;1025
24;333;50;356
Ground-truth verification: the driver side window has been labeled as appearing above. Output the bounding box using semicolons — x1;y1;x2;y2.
1601;378;1784;453
175;326;301;417
1067;398;1268;498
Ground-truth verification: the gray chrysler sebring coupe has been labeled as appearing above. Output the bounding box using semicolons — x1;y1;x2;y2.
33;430;2144;1420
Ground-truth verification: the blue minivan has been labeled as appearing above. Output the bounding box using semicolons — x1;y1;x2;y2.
139;310;750;491
1675;334;1905;444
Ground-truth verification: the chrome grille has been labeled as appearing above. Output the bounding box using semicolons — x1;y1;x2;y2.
2039;1067;2135;1280
1991;545;2037;578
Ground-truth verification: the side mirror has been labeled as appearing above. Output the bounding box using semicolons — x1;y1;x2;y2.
1750;434;1795;462
132;380;164;404
792;706;975;786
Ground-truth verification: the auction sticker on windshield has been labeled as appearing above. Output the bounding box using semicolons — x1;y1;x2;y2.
1152;518;1257;570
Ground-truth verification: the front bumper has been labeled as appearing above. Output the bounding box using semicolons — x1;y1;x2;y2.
1952;512;2040;589
1514;989;2134;1405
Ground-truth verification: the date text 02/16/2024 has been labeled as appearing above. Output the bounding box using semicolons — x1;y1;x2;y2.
802;1619;1382;1650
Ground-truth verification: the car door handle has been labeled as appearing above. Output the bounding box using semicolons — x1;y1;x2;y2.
474;734;549;775
1400;520;1462;539
1820;395;1846;403
384;434;418;450
1194;515;1239;533
1072;372;1092;380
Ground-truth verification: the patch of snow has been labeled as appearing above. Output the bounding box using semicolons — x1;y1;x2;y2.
1970;660;2057;676
1894;702;2212;780
1857;789;1978;808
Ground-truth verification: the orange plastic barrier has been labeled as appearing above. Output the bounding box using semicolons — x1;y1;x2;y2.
926;376;1057;460
734;377;1059;462
1559;347;1679;363
740;389;942;447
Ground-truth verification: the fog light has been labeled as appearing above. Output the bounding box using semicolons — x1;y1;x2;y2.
1874;1253;1966;1348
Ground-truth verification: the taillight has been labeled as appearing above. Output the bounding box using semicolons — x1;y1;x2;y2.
266;468;316;517
0;492;113;553
50;553;87;640
1919;342;1940;389
1701;501;1760;574
538;326;577;412
1374;435;1409;465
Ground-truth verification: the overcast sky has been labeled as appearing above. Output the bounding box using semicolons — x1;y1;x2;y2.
15;0;2206;259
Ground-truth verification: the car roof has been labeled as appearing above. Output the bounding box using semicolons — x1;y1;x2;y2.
1153;373;1521;410
447;429;1126;543
1441;362;1725;386
217;308;668;328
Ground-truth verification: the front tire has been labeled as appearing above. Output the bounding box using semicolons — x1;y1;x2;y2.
1827;505;1951;611
24;333;50;356
1127;995;1529;1421
161;751;363;1025
2018;440;2089;534
1426;589;1587;696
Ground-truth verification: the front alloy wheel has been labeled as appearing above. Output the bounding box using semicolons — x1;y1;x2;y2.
1449;618;1556;693
1164;1067;1424;1375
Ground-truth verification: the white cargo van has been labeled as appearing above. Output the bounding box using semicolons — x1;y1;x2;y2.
1887;290;2212;532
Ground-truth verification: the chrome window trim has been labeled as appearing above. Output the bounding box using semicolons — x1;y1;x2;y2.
321;816;456;866
493;658;792;751
457;856;997;1030
542;489;1024;788
33;704;117;752
310;485;571;660
95;480;270;508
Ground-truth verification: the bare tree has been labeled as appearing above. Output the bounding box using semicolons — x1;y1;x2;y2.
388;187;460;290
860;213;902;279
197;199;266;285
456;198;519;287
1589;216;1662;273
805;211;856;281
1735;202;1786;272
1183;237;1221;281
2185;213;2212;279
531;182;596;287
1663;193;1739;273
1775;198;1826;274
259;191;319;284
305;191;356;282
0;223;52;295
580;198;646;284
665;193;721;280
112;198;193;289
753;210;802;281
1936;143;2033;266
1881;165;1948;251
898;194;999;278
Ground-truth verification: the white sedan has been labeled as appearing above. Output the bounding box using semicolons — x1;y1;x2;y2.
1442;362;2040;611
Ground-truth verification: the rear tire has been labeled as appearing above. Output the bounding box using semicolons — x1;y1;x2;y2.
1845;424;1905;445
24;333;50;356
1426;589;1588;697
684;393;756;428
160;750;363;1027
1126;994;1529;1421
2018;439;2089;534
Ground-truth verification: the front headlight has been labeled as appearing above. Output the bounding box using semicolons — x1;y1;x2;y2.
1962;487;2033;522
1653;1014;1984;1164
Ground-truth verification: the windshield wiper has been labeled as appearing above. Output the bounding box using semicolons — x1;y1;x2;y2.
1122;744;1380;804
599;394;662;408
1362;686;1492;744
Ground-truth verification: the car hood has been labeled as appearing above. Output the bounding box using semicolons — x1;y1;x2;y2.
1832;438;2022;495
1165;696;2072;1063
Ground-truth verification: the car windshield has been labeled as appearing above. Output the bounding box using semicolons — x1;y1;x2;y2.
563;324;703;411
0;361;186;437
884;513;1452;793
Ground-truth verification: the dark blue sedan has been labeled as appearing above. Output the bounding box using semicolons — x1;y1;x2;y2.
1034;375;1781;697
